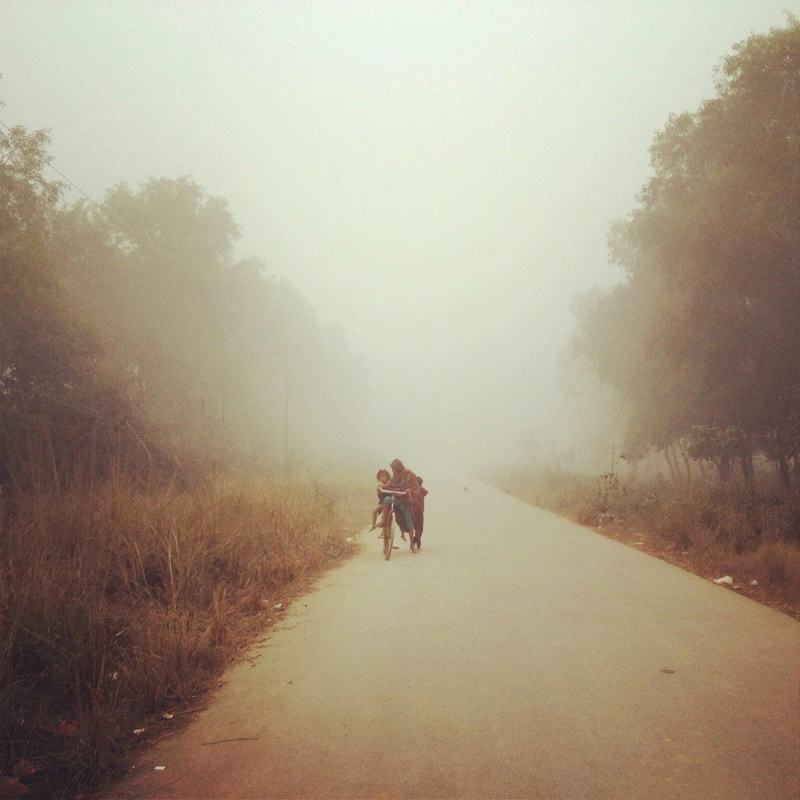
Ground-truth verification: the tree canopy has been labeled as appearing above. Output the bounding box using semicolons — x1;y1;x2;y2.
1;123;88;404
2;114;369;487
576;17;800;486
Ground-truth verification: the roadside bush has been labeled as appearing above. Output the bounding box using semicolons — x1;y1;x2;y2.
489;465;800;614
655;498;699;551
576;495;607;526
747;540;800;594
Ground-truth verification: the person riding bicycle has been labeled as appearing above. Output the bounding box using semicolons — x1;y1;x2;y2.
370;469;391;529
370;468;409;542
387;458;427;551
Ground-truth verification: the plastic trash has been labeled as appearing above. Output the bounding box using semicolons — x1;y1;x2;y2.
154;766;166;771
750;579;758;586
713;575;733;586
133;728;145;735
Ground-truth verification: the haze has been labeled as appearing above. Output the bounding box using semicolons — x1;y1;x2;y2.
1;0;791;475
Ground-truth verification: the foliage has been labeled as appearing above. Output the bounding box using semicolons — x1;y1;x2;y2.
575;17;800;486
2;106;369;486
0;124;131;493
489;464;800;617
1;124;82;406
59;177;368;468
0;103;371;796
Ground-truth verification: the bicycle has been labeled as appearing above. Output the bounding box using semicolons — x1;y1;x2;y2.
379;503;394;560
377;489;408;561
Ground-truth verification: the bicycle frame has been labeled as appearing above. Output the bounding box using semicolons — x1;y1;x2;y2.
378;489;408;561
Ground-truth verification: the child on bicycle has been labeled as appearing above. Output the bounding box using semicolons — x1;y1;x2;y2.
370;468;409;541
370;469;391;529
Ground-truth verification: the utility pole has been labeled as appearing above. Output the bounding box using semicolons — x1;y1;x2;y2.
283;347;289;475
282;346;299;477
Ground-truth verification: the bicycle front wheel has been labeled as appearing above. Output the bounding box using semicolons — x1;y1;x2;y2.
383;512;394;560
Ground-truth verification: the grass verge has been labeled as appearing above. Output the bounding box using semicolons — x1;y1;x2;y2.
488;466;800;620
0;475;363;798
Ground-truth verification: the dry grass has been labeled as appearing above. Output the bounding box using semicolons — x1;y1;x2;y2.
742;539;800;593
488;466;800;618
0;475;359;797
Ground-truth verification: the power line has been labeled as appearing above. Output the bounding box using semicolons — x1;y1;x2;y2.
0;115;281;441
0;116;197;266
0;116;206;289
0;117;107;215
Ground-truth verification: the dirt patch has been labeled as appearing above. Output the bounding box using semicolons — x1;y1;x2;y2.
594;522;800;620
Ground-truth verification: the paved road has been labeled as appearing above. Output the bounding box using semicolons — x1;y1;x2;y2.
111;479;800;799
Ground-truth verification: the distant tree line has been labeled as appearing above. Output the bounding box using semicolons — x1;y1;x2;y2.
576;18;800;487
1;110;367;490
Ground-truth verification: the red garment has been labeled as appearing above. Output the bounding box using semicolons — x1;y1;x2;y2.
388;468;426;515
418;483;428;512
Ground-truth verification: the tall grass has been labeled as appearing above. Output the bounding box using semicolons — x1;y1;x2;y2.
488;465;800;614
0;475;358;796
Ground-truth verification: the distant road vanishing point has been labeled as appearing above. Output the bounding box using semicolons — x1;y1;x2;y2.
111;479;800;799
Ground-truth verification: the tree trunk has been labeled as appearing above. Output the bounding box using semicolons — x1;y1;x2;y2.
670;444;683;488
662;448;677;482
738;439;755;487
718;455;731;483
777;452;791;490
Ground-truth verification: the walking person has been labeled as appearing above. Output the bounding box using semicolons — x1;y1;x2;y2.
387;459;427;552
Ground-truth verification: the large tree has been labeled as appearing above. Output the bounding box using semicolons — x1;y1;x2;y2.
0;123;84;402
577;17;800;486
0;121;152;490
66;177;368;468
2;102;371;483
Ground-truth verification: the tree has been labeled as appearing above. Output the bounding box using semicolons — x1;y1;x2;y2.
0;122;81;403
2;110;372;483
67;176;369;469
71;177;244;443
0;120;156;491
576;17;800;486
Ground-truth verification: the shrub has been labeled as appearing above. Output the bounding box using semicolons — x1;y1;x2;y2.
748;540;800;598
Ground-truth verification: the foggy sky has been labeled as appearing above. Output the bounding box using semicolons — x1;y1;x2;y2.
1;1;792;474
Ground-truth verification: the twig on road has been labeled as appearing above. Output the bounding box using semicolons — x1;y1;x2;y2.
201;737;259;746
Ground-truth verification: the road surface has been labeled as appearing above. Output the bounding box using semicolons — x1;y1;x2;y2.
110;479;800;799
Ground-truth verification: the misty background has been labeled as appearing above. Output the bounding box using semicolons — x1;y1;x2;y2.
1;0;792;475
